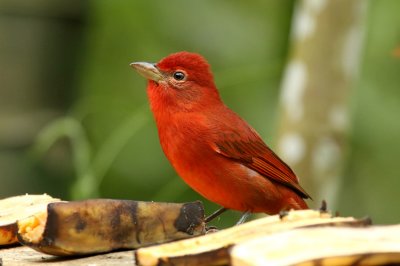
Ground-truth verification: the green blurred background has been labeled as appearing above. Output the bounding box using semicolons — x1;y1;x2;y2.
0;0;399;226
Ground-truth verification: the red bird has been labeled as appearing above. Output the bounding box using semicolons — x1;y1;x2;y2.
131;52;310;221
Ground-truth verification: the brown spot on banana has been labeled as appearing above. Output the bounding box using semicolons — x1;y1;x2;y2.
174;201;204;235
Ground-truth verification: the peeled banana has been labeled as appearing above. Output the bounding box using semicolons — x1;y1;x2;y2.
135;209;371;266
0;194;60;246
231;225;400;266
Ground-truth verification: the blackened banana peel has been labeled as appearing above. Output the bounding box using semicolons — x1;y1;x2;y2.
17;199;205;256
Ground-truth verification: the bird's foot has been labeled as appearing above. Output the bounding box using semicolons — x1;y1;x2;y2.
205;207;228;223
236;211;251;225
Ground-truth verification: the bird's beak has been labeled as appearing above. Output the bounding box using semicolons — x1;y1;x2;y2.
130;62;164;82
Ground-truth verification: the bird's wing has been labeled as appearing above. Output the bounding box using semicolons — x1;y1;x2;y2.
211;131;311;199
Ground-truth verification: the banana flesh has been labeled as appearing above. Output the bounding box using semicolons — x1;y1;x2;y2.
0;194;60;246
231;225;400;266
135;209;371;266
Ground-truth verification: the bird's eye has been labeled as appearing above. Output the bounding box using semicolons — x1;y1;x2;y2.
173;71;185;81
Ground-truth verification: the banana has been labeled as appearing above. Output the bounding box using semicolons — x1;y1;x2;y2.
135;209;371;266
231;225;400;266
0;194;60;246
17;199;205;256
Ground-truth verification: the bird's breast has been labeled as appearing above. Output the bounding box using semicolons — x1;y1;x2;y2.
156;112;211;168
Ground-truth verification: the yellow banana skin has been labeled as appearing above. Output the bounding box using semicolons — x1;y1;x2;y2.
17;199;205;256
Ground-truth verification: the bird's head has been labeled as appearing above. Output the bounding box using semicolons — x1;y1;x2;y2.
131;51;221;112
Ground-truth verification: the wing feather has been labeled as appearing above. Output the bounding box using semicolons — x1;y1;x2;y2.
212;132;311;199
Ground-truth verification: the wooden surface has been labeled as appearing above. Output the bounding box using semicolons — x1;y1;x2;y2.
0;245;135;266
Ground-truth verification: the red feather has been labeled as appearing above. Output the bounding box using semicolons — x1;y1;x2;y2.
211;122;311;199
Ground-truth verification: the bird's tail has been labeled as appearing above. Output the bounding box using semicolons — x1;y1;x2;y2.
287;196;309;210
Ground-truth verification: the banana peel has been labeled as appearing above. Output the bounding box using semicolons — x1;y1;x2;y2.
17;199;205;256
0;194;60;246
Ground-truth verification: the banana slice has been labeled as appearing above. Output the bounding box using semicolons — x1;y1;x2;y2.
0;194;60;246
135;210;370;266
231;225;400;266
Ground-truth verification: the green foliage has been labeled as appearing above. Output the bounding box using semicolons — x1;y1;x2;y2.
2;0;400;226
338;0;400;224
33;107;149;200
64;0;296;226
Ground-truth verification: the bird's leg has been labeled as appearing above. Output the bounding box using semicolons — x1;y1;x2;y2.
205;207;228;223
236;211;251;225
